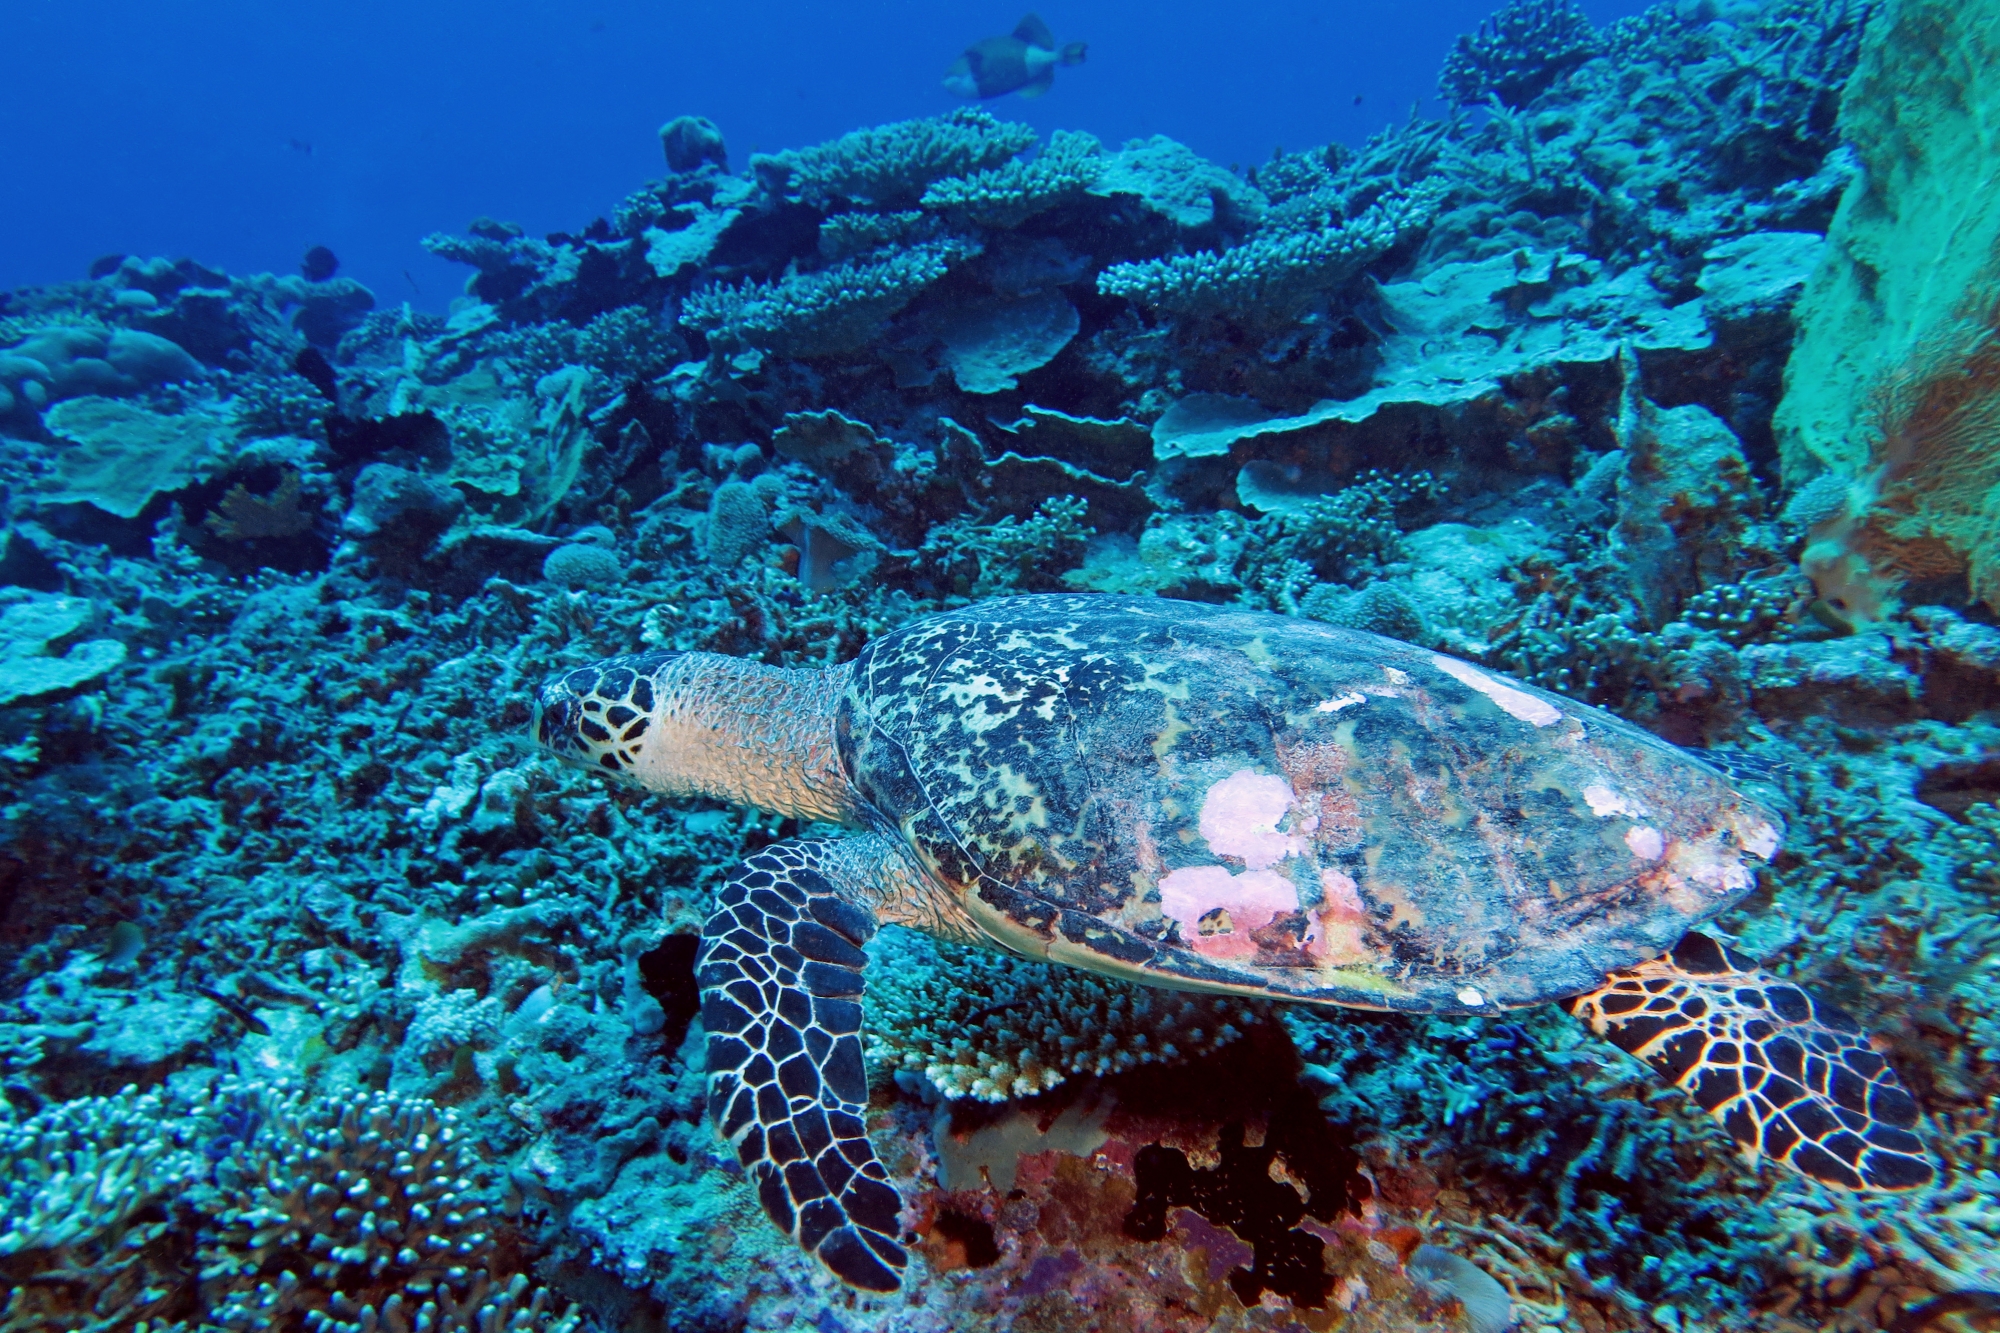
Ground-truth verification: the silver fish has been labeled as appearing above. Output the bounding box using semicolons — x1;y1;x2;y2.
943;13;1086;101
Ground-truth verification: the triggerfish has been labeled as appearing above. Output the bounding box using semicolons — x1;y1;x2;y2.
943;13;1086;101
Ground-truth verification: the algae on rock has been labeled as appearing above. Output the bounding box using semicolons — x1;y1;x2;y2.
1775;0;2000;619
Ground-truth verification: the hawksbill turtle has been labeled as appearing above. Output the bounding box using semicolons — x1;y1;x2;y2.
531;594;1934;1292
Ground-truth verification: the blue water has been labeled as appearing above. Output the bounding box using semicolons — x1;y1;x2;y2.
4;0;1644;306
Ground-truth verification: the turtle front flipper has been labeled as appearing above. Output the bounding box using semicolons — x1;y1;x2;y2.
696;840;908;1291
1564;933;1935;1192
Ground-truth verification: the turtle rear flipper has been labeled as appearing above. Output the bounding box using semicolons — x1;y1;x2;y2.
1564;932;1935;1192
697;840;908;1291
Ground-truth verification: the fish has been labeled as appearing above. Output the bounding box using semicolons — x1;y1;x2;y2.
943;13;1086;101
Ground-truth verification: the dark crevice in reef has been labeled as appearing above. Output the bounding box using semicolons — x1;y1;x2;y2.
1123;1088;1367;1309
929;1208;1001;1268
637;933;701;1050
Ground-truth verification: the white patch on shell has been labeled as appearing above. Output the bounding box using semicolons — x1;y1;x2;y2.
1157;865;1299;960
1457;986;1485;1007
1382;666;1410;686
1429;655;1563;727
1673;841;1755;895
1198;769;1305;871
1743;819;1780;860
1315;692;1367;713
1582;783;1646;819
1625;825;1665;860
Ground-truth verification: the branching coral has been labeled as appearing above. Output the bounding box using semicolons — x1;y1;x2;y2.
0;1086;201;1332
681;236;975;357
1244;469;1446;594
1438;0;1600;109
198;1085;578;1333
230;371;331;440
921;130;1104;229
920;496;1094;599
1288;1005;1778;1324
864;926;1268;1101
750;108;1038;210
1096;181;1443;324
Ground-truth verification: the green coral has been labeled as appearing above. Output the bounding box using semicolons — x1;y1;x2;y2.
0;1083;577;1333
865;926;1268;1101
1245;469;1446;594
0;1086;199;1332
198;1085;578;1333
921;496;1093;599
751;108;1038;210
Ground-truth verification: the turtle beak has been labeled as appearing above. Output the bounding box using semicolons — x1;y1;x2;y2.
530;678;584;760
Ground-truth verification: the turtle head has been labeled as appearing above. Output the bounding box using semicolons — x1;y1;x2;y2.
528;650;857;821
531;652;680;781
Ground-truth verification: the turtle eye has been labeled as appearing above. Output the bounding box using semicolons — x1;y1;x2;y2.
533;691;580;752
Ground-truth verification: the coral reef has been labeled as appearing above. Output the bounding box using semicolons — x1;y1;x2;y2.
865;927;1267;1101
0;0;1992;1328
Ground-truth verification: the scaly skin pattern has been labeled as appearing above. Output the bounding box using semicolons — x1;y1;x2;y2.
1565;933;1934;1190
695;841;910;1291
532;650;854;823
837;595;1785;1013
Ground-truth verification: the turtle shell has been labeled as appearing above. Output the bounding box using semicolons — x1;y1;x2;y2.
837;595;1783;1013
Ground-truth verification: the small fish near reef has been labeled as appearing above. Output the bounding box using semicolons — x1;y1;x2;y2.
943;13;1086;101
533;594;1937;1292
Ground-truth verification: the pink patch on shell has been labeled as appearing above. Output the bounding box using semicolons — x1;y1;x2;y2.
1310;869;1371;964
1198;769;1305;870
1158;865;1299;960
1625;826;1665;860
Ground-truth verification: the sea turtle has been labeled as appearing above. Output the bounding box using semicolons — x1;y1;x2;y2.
531;594;1934;1292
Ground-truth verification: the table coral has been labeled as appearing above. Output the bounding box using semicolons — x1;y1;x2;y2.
750;108;1037;211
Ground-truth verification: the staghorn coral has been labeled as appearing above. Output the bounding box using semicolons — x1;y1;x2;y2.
864;925;1267;1101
